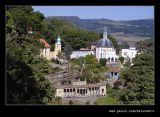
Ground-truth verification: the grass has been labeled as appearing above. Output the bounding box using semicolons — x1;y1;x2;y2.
96;96;118;105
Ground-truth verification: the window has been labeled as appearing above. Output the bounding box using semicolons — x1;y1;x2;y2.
111;57;114;61
108;58;110;61
102;89;104;93
70;89;72;92
64;89;66;92
67;89;69;92
73;88;75;92
115;72;117;76
80;89;82;94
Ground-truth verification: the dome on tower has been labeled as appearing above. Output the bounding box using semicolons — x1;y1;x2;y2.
97;38;113;48
96;26;113;48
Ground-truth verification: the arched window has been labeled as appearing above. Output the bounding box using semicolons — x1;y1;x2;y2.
111;57;114;62
108;57;110;61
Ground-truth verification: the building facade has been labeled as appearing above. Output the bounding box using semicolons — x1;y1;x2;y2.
55;81;106;98
70;50;94;59
39;38;51;60
70;27;118;62
40;36;62;60
120;46;137;62
96;27;118;62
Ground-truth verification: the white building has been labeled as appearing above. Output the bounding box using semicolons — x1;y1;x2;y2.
70;27;118;63
120;46;137;62
70;50;94;59
39;38;51;60
96;27;118;62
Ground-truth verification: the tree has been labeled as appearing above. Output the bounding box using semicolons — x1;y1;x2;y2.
119;52;154;105
64;45;73;60
41;17;99;50
69;100;74;105
99;58;107;66
108;34;120;54
136;39;153;53
120;41;130;49
119;56;124;64
6;6;55;104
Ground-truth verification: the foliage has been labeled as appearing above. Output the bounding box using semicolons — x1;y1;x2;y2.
120;41;130;49
119;56;124;64
53;97;62;105
72;55;107;83
136;39;154;53
96;96;118;105
6;6;55;104
99;58;107;66
108;34;120;54
52;16;153;37
64;45;73;60
41;17;99;50
119;51;154;105
69;100;74;105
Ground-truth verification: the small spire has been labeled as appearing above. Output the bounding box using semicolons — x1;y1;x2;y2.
103;26;108;39
56;34;61;44
104;26;107;32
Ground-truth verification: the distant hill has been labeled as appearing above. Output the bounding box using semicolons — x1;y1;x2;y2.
51;16;154;37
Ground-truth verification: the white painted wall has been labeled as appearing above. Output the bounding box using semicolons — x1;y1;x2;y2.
55;89;64;97
70;51;95;59
96;47;118;61
40;48;51;60
121;48;137;62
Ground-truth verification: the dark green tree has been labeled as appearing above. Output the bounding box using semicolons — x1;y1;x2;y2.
119;52;154;105
119;56;124;64
108;34;120;54
99;58;107;66
6;6;55;104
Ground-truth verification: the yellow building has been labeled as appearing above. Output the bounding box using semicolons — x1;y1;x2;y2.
55;81;106;98
39;36;62;60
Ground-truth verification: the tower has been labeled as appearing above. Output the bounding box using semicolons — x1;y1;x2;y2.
55;36;61;55
103;26;108;39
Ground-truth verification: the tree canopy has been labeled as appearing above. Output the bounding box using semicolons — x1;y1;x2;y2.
119;43;154;105
41;17;100;50
6;6;55;104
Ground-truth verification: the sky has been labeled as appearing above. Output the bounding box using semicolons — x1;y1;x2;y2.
32;6;154;21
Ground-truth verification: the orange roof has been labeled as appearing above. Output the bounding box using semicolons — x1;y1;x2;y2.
39;38;51;48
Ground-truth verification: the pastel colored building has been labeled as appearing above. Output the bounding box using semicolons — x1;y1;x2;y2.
55;80;106;98
120;46;137;62
70;27;118;63
39;36;62;60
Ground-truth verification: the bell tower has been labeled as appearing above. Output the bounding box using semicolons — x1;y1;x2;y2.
55;35;61;54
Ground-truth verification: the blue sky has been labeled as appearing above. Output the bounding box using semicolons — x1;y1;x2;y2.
32;6;154;21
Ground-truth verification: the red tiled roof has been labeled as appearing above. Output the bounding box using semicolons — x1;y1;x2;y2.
39;38;51;48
